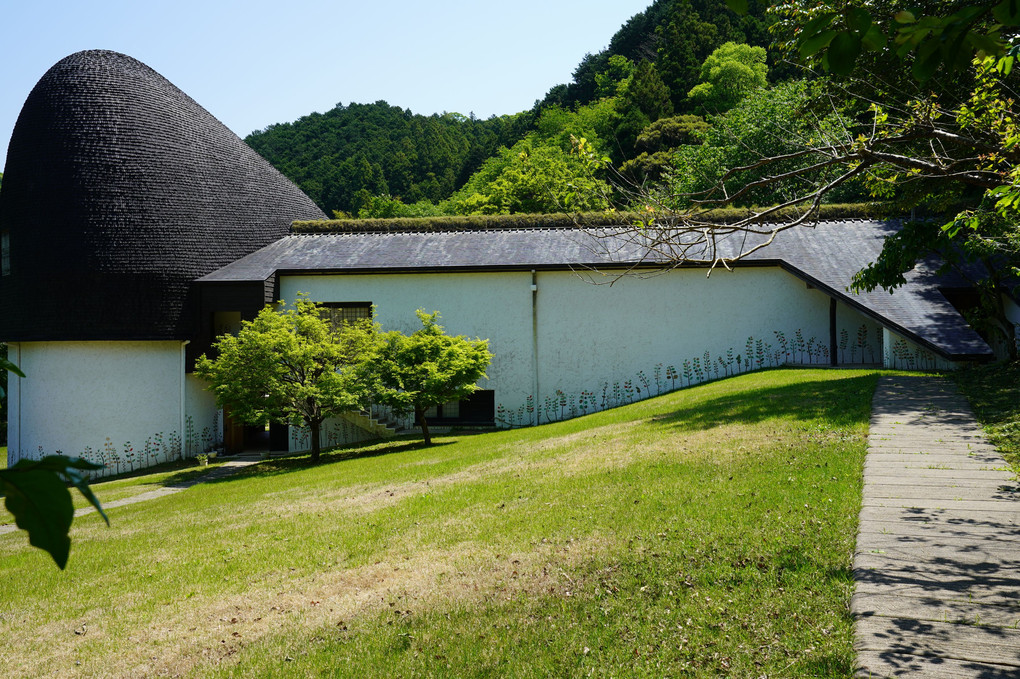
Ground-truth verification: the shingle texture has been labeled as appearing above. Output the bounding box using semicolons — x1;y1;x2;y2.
200;220;992;359
0;50;325;341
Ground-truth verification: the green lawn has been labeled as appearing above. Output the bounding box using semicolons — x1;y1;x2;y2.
0;369;879;678
0;458;232;526
954;359;1020;472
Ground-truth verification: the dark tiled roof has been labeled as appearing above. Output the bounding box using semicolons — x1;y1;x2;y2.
0;50;325;341
751;222;991;358
200;220;992;359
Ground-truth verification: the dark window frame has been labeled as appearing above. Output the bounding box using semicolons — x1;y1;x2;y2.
428;390;495;426
318;302;372;328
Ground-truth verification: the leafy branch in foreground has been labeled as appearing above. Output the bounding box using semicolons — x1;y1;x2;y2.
764;0;1020;80
1;357;108;569
579;4;1018;357
1;456;108;569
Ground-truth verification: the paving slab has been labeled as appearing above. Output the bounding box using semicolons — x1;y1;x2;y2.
857;533;1020;556
856;617;1020;665
864;484;1020;500
864;451;1005;462
866;453;1003;463
855;546;1020;569
865;469;1014;481
859;501;1020;514
864;463;1011;475
856;650;1020;678
857;519;1020;539
864;472;1011;482
853;592;1020;627
854;376;1020;678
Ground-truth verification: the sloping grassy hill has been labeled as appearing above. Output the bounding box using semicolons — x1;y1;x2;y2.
0;369;879;678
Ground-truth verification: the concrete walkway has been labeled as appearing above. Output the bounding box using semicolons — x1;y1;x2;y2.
854;375;1020;678
0;454;262;535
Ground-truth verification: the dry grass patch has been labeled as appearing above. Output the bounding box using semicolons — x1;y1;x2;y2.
240;458;524;520
7;536;619;678
524;420;804;477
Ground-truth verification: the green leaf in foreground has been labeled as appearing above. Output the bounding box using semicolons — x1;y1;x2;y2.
0;456;107;569
827;32;863;75
0;354;25;398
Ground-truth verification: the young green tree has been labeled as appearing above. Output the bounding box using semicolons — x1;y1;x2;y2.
687;42;768;112
370;311;492;445
444;136;612;215
195;297;379;463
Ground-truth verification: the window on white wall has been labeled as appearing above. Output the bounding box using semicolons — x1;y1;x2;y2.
425;400;460;419
423;391;494;425
319;302;372;329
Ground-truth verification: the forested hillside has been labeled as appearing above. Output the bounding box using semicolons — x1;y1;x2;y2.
535;0;773;113
244;0;777;217
245;103;530;216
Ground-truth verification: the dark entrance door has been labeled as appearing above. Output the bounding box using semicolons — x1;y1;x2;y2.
222;405;246;454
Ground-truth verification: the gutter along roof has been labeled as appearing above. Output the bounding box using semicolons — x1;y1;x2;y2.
199;219;993;361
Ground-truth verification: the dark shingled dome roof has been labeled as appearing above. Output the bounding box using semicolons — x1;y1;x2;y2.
0;50;325;341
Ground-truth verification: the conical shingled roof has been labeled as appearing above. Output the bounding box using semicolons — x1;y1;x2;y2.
0;50;325;341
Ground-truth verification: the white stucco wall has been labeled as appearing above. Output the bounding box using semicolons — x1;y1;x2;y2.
282;266;883;426
6;341;218;477
835;303;884;365
532;268;831;397
185;374;221;456
882;328;955;371
288;415;380;453
282;271;534;403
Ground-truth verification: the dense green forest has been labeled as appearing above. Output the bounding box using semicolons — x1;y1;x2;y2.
245;104;531;216
244;0;782;217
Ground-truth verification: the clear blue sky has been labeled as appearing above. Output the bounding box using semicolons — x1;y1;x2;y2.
0;0;655;172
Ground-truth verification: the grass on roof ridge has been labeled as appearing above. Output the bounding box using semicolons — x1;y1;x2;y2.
292;202;898;234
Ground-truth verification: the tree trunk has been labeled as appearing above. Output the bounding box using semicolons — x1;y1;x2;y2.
415;406;432;446
309;419;321;463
